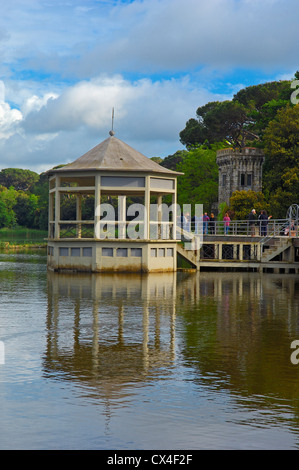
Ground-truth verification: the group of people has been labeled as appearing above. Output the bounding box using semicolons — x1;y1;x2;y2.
179;208;277;236
179;211;229;234
202;212;217;234
179;212;217;234
248;209;272;236
203;211;231;234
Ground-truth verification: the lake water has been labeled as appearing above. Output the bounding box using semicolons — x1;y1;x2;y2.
0;251;299;450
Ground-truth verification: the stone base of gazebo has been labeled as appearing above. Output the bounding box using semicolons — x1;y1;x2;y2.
47;239;178;273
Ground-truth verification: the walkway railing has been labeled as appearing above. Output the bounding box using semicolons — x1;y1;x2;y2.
185;219;298;238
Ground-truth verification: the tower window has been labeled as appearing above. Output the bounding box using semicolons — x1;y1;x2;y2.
222;174;226;186
240;174;245;186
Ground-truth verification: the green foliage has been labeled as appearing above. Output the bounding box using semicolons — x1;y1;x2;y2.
263;104;299;217
233;80;292;110
229;190;270;220
14;192;39;227
176;143;224;212
217;202;229;221
160;150;188;170
150;156;163;164
0;168;39;191
0;186;18;228
31;172;49;230
180;79;292;149
178;75;299;219
0;171;48;230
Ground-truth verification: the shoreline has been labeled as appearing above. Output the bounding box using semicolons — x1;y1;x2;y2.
0;242;47;251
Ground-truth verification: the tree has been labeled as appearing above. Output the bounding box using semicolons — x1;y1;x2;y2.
150;157;163;164
233;80;291;110
204;100;257;148
31;172;49;230
176;143;223;212
0;168;39;191
180;100;258;148
14;192;39;228
179;79;292;149
160;150;188;171
229;190;270;220
263;104;299;217
0;186;18;228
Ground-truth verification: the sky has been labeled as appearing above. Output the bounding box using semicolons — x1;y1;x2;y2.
0;0;297;173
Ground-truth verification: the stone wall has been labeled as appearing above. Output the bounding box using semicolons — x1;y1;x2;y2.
216;147;265;206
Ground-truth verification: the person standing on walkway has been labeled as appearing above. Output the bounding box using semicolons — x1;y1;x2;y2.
203;212;210;234
258;210;263;235
248;209;257;236
223;212;231;234
259;210;269;237
209;213;215;234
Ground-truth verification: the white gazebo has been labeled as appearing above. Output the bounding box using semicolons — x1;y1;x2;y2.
47;132;183;272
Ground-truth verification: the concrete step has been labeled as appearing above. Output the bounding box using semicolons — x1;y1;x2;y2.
261;238;292;261
177;244;200;269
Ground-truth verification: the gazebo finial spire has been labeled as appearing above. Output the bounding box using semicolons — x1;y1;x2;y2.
109;107;115;136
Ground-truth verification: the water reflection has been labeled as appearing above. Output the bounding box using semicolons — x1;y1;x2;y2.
45;271;299;400
44;270;299;445
176;273;299;419
45;272;177;398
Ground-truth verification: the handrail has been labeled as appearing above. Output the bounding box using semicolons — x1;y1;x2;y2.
180;218;298;239
259;220;289;246
259;219;298;245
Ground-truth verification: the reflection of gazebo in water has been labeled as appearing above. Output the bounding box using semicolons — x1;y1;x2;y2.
46;132;182;273
44;272;177;398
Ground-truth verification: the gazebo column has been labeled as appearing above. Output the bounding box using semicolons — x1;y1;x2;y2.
76;194;82;238
157;194;162;239
94;174;101;239
118;195;126;239
54;176;61;239
48;192;54;239
144;177;150;239
172;190;177;240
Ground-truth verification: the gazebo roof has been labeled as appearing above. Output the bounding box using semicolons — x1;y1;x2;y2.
48;133;182;176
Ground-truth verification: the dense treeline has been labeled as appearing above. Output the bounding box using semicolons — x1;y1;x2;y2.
1;73;299;230
0;169;48;230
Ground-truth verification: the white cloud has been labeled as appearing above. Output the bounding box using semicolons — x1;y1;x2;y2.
0;81;22;140
22;92;59;116
0;73;232;171
22;74;231;136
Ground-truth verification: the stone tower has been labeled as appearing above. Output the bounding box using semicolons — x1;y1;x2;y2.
216;147;265;206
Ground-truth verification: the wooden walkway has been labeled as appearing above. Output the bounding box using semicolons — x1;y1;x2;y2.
177;220;299;273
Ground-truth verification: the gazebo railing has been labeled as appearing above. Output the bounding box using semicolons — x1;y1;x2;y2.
59;222;94;239
48;220;176;240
